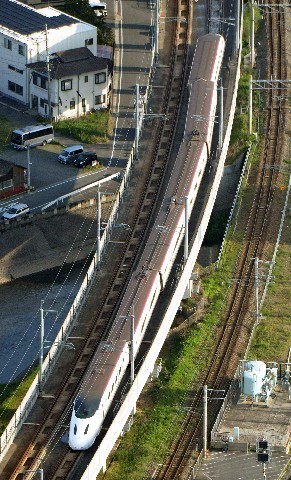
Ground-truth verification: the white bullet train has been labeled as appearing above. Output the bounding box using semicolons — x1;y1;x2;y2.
69;33;225;450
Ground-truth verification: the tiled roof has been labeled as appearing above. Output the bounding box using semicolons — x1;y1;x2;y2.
28;47;112;79
0;158;13;176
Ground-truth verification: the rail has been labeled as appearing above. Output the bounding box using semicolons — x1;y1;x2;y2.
80;7;243;477
1;0;191;477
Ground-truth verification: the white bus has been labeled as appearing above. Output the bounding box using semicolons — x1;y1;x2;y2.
11;124;54;150
89;0;107;17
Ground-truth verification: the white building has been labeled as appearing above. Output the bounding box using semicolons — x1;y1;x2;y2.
0;0;112;119
29;47;112;119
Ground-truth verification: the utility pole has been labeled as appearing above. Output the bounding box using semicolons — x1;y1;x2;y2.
39;301;57;393
254;256;259;322
135;84;139;160
96;185;101;269
45;24;52;123
203;385;225;458
219;78;223;150
155;0;159;63
134;83;167;160
203;385;208;458
250;1;255;68
27;145;31;192
249;74;253;135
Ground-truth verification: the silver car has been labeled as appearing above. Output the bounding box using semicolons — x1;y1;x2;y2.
2;203;30;221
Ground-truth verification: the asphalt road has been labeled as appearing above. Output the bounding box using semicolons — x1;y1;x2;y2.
0;105;123;216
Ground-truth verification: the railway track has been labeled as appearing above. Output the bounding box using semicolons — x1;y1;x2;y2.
155;2;287;479
5;1;193;479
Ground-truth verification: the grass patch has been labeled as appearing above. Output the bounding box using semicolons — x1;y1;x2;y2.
0;368;38;435
0;115;19;149
53;110;112;144
248;219;291;361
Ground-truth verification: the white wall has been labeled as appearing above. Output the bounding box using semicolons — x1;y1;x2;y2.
0;34;29;103
28;24;97;61
0;6;97;106
29;67;110;119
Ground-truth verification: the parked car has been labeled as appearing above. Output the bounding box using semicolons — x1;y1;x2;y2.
58;145;84;164
2;203;30;221
74;152;99;168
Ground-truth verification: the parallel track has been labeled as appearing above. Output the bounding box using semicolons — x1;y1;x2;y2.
155;2;287;479
7;2;192;479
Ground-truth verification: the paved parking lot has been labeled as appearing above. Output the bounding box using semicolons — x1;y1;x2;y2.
0;100;102;189
196;450;289;480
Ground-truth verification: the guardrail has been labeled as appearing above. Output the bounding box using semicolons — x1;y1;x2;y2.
41;171;121;210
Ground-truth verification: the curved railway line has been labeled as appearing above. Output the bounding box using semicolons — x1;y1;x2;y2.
155;3;288;480
5;1;193;479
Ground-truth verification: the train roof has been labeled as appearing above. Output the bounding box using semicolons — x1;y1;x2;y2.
191;33;225;83
75;341;128;417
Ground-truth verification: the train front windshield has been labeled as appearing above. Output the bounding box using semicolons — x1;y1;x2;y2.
74;396;101;418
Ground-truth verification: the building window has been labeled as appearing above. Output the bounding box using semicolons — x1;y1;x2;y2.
85;38;93;46
32;73;47;89
95;94;106;105
82;98;86;108
4;38;12;50
41;77;47;90
18;44;25;56
84;75;88;83
8;65;23;74
95;72;106;84
40;98;45;108
0;179;13;191
70;100;75;110
8;81;23;96
61;79;72;91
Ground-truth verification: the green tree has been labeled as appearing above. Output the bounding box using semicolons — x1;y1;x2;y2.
62;0;114;46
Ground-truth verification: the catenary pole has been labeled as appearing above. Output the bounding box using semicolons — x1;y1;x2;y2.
203;385;208;458
249;75;253;135
45;24;52;122
97;185;101;268
135;84;139;159
219;78;223;149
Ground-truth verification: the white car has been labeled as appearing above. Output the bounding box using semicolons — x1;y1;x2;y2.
2;203;30;221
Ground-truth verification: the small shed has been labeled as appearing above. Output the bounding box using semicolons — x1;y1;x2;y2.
0;159;26;199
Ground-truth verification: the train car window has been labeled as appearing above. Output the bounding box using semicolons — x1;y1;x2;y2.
74;424;77;434
84;424;89;434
